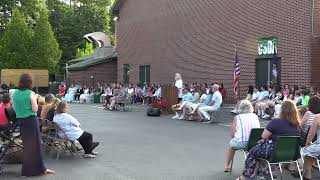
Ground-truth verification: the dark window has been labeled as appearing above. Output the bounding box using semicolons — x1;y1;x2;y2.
139;65;150;85
123;64;130;85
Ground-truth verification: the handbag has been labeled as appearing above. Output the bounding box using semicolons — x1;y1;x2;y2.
147;107;161;117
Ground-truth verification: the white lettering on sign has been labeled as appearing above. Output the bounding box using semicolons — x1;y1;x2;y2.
258;40;277;55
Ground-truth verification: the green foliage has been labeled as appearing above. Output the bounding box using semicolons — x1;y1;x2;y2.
0;0;115;73
0;0;43;36
0;10;33;69
76;42;95;58
32;8;62;73
47;0;115;72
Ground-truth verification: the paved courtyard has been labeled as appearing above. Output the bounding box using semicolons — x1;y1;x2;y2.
1;104;320;180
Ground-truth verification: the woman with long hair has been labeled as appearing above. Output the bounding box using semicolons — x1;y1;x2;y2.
12;73;54;176
237;100;301;180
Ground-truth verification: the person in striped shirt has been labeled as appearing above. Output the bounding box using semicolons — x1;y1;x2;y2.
224;100;260;172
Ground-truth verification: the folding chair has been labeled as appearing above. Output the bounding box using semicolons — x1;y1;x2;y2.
0;108;23;174
300;148;320;172
209;109;221;123
52;123;82;160
258;136;302;180
229;128;264;174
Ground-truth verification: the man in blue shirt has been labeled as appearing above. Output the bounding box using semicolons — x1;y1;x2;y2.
172;88;193;119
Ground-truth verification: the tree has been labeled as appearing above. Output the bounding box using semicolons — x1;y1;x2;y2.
0;10;33;69
76;42;94;58
32;8;61;73
46;0;115;71
0;0;43;37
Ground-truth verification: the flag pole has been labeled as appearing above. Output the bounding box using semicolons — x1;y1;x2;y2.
234;44;240;101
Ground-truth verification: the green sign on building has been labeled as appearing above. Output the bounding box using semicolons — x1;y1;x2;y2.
257;36;278;57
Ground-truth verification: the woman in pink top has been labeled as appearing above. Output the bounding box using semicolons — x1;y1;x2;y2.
0;94;12;126
282;84;290;99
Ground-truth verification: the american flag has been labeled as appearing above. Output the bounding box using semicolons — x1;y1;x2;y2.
233;52;240;98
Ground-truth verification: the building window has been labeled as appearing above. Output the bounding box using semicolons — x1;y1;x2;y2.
123;64;130;85
139;65;150;85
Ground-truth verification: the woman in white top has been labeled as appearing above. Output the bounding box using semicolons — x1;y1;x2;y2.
174;73;183;102
79;86;91;103
53;102;99;158
224;100;260;172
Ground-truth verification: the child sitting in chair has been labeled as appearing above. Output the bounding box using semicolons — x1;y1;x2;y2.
0;94;12;138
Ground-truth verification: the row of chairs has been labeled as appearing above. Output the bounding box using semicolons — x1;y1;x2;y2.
230;128;304;180
39;118;82;160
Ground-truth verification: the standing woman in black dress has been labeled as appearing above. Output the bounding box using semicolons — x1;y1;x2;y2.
12;73;54;176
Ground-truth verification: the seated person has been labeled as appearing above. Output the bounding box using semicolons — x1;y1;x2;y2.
133;84;143;103
57;85;66;99
109;84;126;110
40;94;54;119
224;100;260;172
64;84;76;103
104;84;114;109
231;85;254;114
250;86;260;106
256;86;275;119
177;86;201;120
79;86;91;103
53;102;99;158
189;89;213;116
238;100;301;180
36;95;45;118
298;89;311;115
75;86;84;102
198;84;222;123
153;85;162;101
171;87;193;119
254;85;269;115
302;114;320;180
0;94;12;138
46;98;61;122
294;91;302;106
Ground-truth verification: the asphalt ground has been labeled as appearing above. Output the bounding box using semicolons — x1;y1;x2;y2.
1;103;320;180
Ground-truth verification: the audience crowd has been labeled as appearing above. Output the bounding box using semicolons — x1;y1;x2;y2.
1;72;320;179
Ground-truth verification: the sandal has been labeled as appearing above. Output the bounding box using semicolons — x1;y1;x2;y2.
224;167;231;172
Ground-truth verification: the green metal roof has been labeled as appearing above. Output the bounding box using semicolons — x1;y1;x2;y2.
68;47;117;71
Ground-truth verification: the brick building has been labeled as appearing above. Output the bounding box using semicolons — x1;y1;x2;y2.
112;0;320;99
68;46;117;86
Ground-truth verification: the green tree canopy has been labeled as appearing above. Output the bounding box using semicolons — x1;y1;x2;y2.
32;8;62;73
0;9;33;69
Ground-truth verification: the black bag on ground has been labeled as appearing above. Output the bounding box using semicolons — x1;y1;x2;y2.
147;107;161;117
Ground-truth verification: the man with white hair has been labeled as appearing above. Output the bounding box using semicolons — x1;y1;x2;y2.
198;84;222;123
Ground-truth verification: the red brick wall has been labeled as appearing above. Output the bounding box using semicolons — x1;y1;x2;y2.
69;60;117;86
311;0;320;89
115;0;313;99
314;0;320;37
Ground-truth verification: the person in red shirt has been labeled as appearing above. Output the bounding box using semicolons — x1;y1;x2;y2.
0;93;12;136
57;85;66;99
219;83;227;99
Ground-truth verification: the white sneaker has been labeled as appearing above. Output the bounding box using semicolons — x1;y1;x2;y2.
179;116;185;120
172;114;179;119
262;114;270;119
92;151;98;155
202;120;213;124
83;154;96;158
230;109;237;114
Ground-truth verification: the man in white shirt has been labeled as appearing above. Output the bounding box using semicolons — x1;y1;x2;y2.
198;84;222;123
